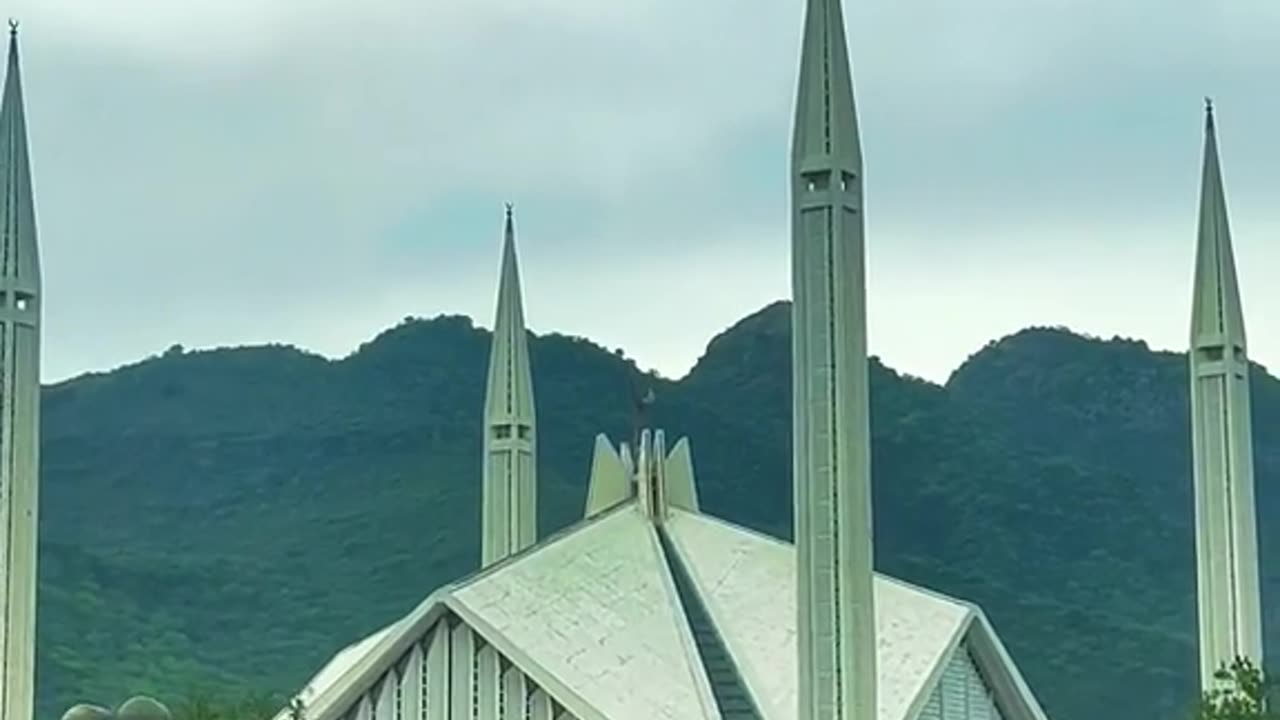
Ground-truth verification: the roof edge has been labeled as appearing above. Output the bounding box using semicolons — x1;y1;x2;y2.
444;596;609;720
901;612;975;720
305;590;452;720
299;505;640;720
301;583;633;720
470;500;638;584
668;509;976;610
962;608;1051;720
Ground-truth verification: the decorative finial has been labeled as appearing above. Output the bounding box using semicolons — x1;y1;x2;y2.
504;202;513;220
7;19;17;36
1205;97;1214;114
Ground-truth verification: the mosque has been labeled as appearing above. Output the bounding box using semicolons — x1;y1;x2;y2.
0;0;1266;719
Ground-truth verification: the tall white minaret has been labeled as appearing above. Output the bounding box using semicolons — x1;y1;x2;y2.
0;22;41;720
480;204;537;567
1189;100;1263;689
790;0;874;719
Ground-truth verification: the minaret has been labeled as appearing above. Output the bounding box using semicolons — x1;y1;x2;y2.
480;204;536;567
1188;99;1263;688
790;1;874;719
0;21;41;720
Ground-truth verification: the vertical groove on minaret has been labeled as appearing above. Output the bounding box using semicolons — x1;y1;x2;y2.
1188;101;1263;691
1222;402;1239;649
0;23;40;720
1;320;8;715
824;211;844;707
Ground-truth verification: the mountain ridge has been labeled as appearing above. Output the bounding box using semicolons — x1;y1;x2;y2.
33;303;1280;720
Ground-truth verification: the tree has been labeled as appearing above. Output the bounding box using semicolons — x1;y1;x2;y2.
171;689;281;720
1197;657;1279;720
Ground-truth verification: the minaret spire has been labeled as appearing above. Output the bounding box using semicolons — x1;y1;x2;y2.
1188;101;1263;689
480;204;537;567
790;0;874;719
0;22;41;720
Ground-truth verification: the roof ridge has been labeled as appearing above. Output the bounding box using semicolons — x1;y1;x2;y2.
666;509;975;609
465;499;638;585
656;524;767;719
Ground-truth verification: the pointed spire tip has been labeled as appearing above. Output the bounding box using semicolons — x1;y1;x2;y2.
7;18;17;37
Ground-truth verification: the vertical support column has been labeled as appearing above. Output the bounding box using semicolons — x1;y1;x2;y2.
527;690;552;720
355;695;374;720
636;430;654;518
375;674;397;720
651;430;668;522
449;624;474;720
500;668;526;720
401;644;424;720
476;645;500;720
426;624;450;719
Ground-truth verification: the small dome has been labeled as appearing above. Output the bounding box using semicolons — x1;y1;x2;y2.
60;704;113;720
116;696;171;720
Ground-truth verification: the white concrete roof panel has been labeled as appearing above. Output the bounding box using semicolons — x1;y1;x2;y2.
665;511;970;720
451;508;717;720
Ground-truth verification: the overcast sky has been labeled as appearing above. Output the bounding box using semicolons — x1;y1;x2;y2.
12;0;1280;384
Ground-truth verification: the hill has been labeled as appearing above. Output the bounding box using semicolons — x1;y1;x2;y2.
34;303;1280;720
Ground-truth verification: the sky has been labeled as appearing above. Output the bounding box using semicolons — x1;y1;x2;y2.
11;0;1280;385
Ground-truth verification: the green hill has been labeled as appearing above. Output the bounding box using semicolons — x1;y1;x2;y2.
34;303;1280;720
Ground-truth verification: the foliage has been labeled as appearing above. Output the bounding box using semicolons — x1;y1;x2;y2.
1197;658;1278;720
32;305;1280;720
169;689;281;720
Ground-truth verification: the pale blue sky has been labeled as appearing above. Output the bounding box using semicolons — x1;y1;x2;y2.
14;0;1280;384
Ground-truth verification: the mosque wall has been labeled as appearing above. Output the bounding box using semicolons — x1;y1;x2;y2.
917;643;1005;720
337;614;576;720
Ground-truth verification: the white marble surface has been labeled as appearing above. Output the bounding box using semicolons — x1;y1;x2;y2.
665;510;971;720
453;507;717;720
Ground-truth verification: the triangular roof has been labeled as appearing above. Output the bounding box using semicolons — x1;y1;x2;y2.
292;503;1048;720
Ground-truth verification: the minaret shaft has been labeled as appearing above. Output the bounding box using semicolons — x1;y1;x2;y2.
0;26;40;720
1189;103;1263;689
791;2;874;720
481;207;536;567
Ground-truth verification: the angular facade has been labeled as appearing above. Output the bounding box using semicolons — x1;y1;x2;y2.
271;0;1059;718
0;25;40;720
481;206;538;567
283;501;1047;720
790;0;874;718
1188;102;1264;688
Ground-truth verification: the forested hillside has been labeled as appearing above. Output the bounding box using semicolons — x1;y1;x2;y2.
35;303;1280;720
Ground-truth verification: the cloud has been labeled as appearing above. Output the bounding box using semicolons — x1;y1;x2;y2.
7;0;1278;383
